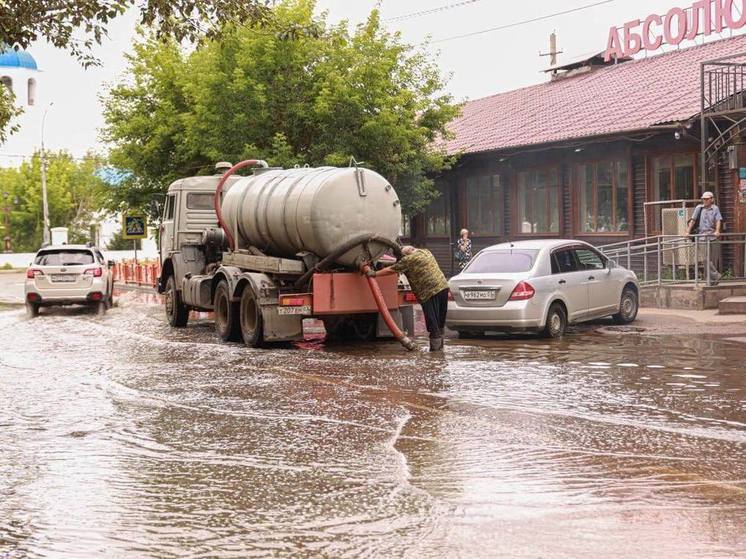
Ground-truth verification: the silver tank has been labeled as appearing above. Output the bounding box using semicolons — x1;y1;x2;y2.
221;166;401;266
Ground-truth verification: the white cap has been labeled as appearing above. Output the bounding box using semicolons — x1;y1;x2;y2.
701;191;714;199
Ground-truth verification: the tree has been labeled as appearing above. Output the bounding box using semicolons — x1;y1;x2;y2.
102;0;460;218
106;229;140;250
0;151;109;252
0;0;270;67
0;87;22;144
0;1;270;139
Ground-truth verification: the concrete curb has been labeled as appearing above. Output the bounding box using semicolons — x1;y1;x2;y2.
115;282;157;294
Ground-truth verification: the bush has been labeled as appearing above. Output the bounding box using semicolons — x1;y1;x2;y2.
1;262;14;270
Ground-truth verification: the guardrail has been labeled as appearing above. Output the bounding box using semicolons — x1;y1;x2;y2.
599;233;746;287
112;261;160;288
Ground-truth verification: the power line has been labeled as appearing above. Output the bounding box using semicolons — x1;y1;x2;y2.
385;0;483;23
431;0;616;44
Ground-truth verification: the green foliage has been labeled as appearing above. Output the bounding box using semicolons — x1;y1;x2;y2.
102;0;460;216
0;86;22;144
106;228;141;251
1;262;13;270
0;151;109;252
0;0;269;67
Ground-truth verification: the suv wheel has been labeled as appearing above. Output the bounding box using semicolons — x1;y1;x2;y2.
214;280;241;342
613;286;638;324
25;302;39;318
542;303;567;339
165;275;189;327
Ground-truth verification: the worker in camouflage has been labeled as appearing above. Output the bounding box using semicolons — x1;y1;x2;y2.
366;246;450;351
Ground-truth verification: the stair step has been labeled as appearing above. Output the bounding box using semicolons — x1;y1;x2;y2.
718;296;746;315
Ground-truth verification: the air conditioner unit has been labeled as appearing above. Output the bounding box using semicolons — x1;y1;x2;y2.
661;207;705;266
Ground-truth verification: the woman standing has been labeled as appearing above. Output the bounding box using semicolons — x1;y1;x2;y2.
455;228;472;271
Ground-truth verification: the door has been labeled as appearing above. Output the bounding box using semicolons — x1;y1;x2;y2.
573;246;617;316
550;248;588;321
160;194;176;262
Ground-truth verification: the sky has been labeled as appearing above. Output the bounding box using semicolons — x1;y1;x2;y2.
1;0;743;166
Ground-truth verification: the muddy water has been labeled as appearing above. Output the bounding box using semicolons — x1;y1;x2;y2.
0;292;744;558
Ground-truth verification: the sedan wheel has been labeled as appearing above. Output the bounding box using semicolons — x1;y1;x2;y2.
542;303;567;339
613;287;638;324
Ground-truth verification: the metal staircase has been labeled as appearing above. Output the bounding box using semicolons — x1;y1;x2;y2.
700;53;746;179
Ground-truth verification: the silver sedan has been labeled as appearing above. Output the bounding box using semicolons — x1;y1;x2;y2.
446;239;639;338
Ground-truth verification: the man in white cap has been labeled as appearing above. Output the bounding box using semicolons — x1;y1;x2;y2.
687;191;723;285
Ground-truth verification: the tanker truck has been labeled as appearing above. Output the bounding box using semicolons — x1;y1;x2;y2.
157;160;416;349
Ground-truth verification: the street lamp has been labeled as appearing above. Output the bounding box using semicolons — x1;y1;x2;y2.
40;102;54;246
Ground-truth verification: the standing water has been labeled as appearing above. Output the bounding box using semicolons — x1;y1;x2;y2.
0;292;744;558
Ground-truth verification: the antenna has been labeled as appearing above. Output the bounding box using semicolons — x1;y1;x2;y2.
539;31;563;67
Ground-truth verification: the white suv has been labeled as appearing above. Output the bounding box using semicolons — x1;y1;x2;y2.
25;245;114;317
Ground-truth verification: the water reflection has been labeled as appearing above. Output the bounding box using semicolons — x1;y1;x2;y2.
0;295;744;558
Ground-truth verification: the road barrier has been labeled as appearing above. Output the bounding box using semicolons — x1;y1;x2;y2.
112;261;160;288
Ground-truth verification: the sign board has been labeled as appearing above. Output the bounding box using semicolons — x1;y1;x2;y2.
122;214;147;239
605;1;746;62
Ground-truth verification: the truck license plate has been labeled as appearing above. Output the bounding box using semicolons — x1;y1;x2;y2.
52;274;76;282
277;305;311;315
463;290;496;300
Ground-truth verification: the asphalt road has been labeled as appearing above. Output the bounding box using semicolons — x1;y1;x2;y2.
0;276;745;558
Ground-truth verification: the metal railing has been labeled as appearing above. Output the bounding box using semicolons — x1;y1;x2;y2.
599;233;746;287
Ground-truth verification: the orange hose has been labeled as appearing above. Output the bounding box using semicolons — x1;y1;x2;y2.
214;159;263;251
362;265;416;351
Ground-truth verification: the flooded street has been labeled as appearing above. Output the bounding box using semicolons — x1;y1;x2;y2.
1;290;745;558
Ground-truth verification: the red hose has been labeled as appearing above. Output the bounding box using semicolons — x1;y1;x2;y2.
361;265;416;351
214;159;264;251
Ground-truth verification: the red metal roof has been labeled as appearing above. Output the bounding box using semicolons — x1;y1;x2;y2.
444;34;746;155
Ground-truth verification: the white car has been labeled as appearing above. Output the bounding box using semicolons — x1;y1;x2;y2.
24;244;114;317
446;239;639;338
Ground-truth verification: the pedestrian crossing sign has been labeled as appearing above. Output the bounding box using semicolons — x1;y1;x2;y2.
123;214;147;239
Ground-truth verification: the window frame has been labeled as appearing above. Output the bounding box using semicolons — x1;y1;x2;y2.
512;166;562;236
573;158;632;237
647;152;698;234
465;173;503;237
163;194;176;221
424;181;451;239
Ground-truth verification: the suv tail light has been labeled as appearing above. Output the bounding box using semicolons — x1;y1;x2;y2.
448;290;455;301
509;281;535;301
26;268;43;279
84;267;103;277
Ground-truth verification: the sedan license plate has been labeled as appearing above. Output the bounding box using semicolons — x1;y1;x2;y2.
51;274;76;282
463;289;496;300
277;305;311;315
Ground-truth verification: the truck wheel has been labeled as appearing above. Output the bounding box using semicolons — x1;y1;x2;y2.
165;275;189;327
239;286;264;348
352;314;377;341
214;280;241;342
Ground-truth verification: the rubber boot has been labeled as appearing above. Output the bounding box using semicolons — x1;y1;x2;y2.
429;337;444;352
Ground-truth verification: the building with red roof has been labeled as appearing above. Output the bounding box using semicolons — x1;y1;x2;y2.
407;34;746;278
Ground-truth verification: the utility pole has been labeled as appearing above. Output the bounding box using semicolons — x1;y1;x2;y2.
540;31;563;67
40;103;53;246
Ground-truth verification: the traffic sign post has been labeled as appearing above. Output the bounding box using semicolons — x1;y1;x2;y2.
123;214;147;266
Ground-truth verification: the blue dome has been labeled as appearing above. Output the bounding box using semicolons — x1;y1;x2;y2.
0;47;37;70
